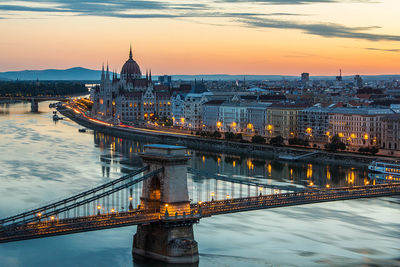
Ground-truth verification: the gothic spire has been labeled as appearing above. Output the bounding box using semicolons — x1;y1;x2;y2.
129;43;133;59
149;68;152;81
101;62;105;80
106;62;110;80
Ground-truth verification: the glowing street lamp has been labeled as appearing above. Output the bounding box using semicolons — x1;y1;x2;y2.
226;194;230;199
210;192;215;201
216;121;222;128
129;196;133;201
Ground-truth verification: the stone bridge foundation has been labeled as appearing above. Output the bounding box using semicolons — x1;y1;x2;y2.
31;99;39;112
132;144;199;264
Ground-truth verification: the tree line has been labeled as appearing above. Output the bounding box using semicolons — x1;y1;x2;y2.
0;81;88;97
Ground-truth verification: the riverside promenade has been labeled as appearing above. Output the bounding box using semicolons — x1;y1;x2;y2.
58;105;387;167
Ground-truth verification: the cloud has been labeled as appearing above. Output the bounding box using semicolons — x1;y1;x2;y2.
365;47;400;52
239;17;400;42
0;0;396;43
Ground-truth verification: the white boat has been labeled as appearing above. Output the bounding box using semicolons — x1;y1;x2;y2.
368;173;400;182
368;161;400;175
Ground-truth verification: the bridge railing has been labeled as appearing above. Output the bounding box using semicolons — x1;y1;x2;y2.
0;166;153;226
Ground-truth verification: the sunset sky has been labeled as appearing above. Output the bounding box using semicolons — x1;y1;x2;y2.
0;0;399;75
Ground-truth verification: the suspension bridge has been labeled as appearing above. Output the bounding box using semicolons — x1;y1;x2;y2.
0;144;399;264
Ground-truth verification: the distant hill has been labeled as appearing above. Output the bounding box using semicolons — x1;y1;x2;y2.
0;67;101;81
0;67;399;81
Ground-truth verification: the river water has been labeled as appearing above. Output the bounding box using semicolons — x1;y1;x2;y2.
0;102;399;267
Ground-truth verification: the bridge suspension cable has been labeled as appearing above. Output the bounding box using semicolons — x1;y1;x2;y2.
3;168;163;227
0;166;149;226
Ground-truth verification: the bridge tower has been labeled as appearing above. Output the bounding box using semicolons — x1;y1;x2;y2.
31;98;39;112
132;144;199;264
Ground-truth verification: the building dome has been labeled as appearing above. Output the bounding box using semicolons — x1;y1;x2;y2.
120;46;141;80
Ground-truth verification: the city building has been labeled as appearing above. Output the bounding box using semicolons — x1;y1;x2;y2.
354;75;363;88
158;75;172;86
380;114;400;152
328;107;396;149
202;100;225;131
298;105;331;143
247;103;271;136
218;101;249;133
266;103;307;139
91;46;172;123
301;73;309;85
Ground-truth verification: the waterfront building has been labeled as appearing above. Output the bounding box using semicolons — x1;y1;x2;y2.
380;114;400;152
91;46;172;123
183;92;211;130
298;105;331;143
202;100;225;131
265;103;307;139
247;103;271;136
171;94;185;127
328;107;395;149
218;101;250;133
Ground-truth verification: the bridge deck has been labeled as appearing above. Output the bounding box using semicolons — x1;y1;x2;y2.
0;209;200;243
194;183;400;216
1;183;399;243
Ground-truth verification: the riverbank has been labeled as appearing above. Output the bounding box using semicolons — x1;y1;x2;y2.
58;106;387;167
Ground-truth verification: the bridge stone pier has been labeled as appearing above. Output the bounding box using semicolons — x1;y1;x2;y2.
132;144;199;264
31;98;39;112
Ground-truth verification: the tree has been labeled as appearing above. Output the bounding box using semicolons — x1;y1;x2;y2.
270;135;284;146
212;131;221;138
326;134;346;152
288;137;309;147
251;135;266;144
225;132;235;141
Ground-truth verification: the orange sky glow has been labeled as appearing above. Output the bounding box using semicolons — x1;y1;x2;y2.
0;0;399;76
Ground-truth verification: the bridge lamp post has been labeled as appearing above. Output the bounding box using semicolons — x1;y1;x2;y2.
210;192;215;201
259;187;263;196
326;184;331;189
226;194;230;200
309;181;314;187
37;212;42;222
50;216;55;223
97;205;101;215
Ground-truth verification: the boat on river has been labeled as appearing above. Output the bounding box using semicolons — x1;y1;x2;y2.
368;173;400;182
368;161;400;175
52;111;63;121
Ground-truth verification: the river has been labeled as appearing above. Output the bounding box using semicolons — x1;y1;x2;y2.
0;102;399;267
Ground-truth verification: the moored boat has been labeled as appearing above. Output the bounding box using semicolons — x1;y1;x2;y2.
368;161;400;175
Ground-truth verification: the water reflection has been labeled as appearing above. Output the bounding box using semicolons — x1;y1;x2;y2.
0;102;398;267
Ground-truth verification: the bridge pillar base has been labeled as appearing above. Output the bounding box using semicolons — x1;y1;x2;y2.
132;222;199;264
31;100;39;112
